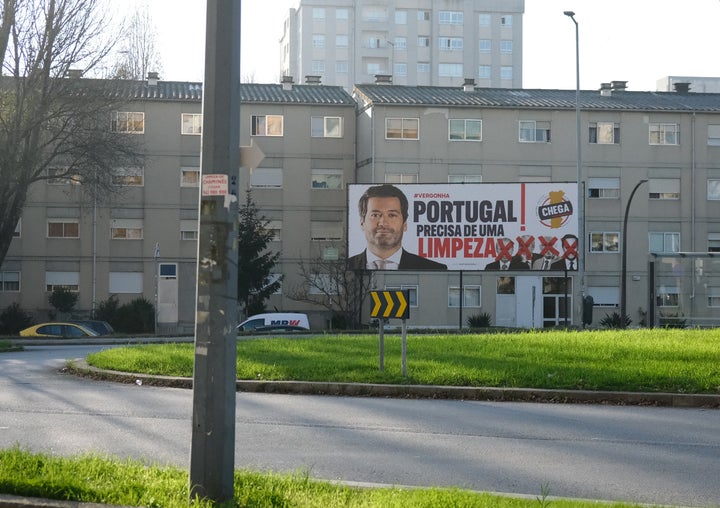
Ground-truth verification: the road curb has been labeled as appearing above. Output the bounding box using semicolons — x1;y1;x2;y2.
67;360;720;408
0;493;134;508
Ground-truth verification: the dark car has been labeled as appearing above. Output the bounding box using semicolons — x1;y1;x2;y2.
67;320;114;336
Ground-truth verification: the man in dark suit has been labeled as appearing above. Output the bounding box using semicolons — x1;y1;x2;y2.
347;184;447;271
484;237;525;271
550;234;579;271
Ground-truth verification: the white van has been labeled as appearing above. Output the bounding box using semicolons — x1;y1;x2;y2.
237;312;310;332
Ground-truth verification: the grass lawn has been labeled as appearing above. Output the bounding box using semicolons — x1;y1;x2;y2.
0;448;644;508
86;328;720;394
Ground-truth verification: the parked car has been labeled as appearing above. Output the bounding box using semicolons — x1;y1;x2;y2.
20;322;100;338
67;320;114;336
237;312;310;332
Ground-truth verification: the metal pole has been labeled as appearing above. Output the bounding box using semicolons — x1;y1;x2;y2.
564;11;585;325
620;179;648;321
401;319;407;376
189;0;241;503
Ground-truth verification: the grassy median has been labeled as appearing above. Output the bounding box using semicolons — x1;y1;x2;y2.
87;328;720;393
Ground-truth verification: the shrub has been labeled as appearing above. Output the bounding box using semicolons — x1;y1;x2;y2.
115;297;155;334
48;287;78;314
599;312;632;329
95;295;120;324
0;303;33;335
467;312;492;328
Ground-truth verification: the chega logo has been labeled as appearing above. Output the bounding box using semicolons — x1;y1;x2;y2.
270;319;300;326
536;190;573;229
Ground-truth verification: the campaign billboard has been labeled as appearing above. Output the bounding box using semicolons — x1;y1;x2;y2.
347;183;579;271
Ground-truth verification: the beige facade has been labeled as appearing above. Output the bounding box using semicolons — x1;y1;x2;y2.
280;0;524;91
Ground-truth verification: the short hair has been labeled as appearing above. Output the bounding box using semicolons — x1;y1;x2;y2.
357;184;409;222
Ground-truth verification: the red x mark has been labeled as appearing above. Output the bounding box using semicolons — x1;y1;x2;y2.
495;238;514;261
516;235;535;260
538;236;559;257
561;236;578;259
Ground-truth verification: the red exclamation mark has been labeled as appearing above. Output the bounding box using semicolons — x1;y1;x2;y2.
520;183;526;231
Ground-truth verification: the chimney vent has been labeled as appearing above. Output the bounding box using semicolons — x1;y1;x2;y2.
600;82;612;97
305;75;321;85
374;74;393;85
673;82;691;94
281;75;294;91
66;69;83;79
463;78;476;92
611;80;628;91
147;71;159;86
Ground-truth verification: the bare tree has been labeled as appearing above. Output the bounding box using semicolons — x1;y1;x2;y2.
109;3;162;80
0;0;141;267
287;245;372;329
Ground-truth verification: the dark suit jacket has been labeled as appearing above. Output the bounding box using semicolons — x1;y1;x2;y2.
485;257;527;271
550;258;578;271
347;249;447;271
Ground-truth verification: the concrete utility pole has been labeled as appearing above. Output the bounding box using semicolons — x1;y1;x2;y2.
189;0;241;503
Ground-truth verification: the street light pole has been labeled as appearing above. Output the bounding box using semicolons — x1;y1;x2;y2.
564;10;585;326
620;179;648;322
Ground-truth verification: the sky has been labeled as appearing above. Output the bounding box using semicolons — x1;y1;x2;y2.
125;0;720;92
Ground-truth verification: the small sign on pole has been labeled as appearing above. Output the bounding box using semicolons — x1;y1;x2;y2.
370;290;410;375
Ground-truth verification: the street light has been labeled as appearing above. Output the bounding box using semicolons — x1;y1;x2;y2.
620;179;648;323
564;10;585;325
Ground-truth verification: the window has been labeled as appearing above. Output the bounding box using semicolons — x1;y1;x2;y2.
439;63;463;77
395;10;407;24
649;178;680;199
649;232;680;253
479;39;491;52
707;179;720;200
336;9;348;20
47;167;81;185
500;40;513;53
264;220;282;242
0;271;20;292
587;177;619;198
311;60;325;74
657;287;679;307
367;63;381;75
448;174;482;183
478;65;491;79
500;66;513;80
45;271;79;292
501;15;513;26
311;116;343;138
385;118;419;139
111;219;143;240
111;111;144;133
181;113;202;135
417;36;430;47
589;122;619;144
479;13;491;26
13;219;21;238
180;167;200;187
649;123;679;145
589;232;619;253
385;173;417;184
109;272;143;293
112;167;144;186
417;62;430;73
309;273;338;295
708;125;720;146
385;285;418;307
418;11;430;21
47;220;79;238
448;285;481;308
368;37;381;49
180;219;198;240
394;63;407;76
336;35;348;47
709;233;720;252
587;286;619;307
250;167;282;188
312;34;325;48
311;169;343;189
336;61;348;73
708;287;720;307
393;36;407;50
519;120;551;143
251;115;283;137
310;221;342;241
449;119;482;141
439;37;463;51
439;11;463;24
312;7;325;19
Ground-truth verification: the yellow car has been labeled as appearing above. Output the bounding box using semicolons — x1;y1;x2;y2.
20;322;100;338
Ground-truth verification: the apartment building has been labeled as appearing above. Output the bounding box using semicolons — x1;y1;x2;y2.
280;0;524;91
4;75;720;330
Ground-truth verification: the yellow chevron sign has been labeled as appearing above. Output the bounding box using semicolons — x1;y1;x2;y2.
370;290;409;319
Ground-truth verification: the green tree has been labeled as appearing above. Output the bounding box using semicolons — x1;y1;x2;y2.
237;190;281;318
0;0;140;268
49;287;78;315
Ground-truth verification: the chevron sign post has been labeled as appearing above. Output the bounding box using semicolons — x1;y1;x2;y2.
370;290;410;376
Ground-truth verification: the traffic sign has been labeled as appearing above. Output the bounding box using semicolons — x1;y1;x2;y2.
370;290;409;319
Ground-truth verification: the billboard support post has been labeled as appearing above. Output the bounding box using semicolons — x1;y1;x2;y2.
401;319;407;376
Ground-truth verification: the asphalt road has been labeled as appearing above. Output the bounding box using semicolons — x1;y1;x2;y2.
1;344;719;506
